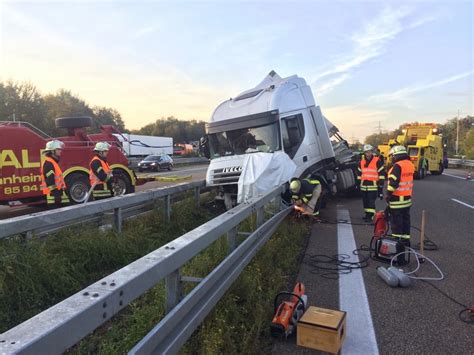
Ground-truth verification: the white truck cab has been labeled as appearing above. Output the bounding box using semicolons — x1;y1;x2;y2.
203;71;357;208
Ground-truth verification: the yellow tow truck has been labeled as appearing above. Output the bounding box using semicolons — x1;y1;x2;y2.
378;123;446;179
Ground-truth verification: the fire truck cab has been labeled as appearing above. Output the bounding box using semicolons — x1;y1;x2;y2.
0;117;135;206
378;123;445;179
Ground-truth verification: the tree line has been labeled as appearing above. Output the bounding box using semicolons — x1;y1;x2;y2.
363;116;474;159
0;80;206;143
0;81;126;137
132;117;205;144
2;80;471;157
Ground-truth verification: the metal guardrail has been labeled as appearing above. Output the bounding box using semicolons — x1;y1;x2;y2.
0;180;206;239
448;158;474;168
0;185;287;354
129;206;291;354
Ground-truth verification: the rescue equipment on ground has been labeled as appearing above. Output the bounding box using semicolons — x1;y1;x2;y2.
376;247;444;288
271;282;308;338
370;209;410;265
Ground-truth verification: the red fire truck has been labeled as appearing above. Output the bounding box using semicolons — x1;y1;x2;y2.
0;116;141;206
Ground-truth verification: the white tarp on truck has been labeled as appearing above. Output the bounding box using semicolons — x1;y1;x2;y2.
237;151;296;203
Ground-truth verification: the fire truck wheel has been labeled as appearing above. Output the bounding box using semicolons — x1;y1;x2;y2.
55;116;92;129
430;161;443;175
112;171;132;196
65;173;90;204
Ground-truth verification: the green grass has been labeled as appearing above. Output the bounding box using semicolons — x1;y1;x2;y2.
70;214;311;354
0;195;215;333
1;199;311;354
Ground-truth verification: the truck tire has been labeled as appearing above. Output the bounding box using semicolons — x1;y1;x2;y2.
430;162;444;175
415;162;425;180
55;116;92;129
65;173;90;204
112;169;134;196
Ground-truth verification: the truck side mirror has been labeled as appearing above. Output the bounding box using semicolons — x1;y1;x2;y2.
199;135;210;159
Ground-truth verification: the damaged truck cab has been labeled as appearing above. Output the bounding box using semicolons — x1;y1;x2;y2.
203;71;358;208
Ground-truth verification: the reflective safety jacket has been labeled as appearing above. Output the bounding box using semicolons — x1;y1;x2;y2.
357;155;385;191
89;156;113;199
291;178;320;204
387;158;415;209
40;156;66;194
89;156;111;186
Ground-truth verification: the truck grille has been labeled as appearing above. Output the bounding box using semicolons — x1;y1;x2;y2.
211;166;242;185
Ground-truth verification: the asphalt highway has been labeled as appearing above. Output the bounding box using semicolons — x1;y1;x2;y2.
273;169;474;354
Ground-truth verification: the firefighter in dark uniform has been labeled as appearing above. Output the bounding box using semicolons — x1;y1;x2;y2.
385;145;415;244
89;142;113;200
289;178;322;218
40;140;70;208
357;144;385;221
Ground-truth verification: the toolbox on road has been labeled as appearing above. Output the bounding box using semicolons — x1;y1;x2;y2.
297;306;346;354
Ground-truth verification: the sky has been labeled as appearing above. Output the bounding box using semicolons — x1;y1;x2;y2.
0;0;473;141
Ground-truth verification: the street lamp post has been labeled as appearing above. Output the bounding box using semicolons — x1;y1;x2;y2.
456;110;459;156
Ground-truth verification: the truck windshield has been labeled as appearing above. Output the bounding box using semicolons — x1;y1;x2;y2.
208;122;281;159
408;147;419;156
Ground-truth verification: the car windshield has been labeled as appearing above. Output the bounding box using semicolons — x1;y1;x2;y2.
408;147;419;157
208;122;281;159
144;156;160;161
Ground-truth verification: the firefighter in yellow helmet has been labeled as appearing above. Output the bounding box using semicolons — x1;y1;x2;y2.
289;177;322;218
357;144;385;222
40;140;70;208
385;145;415;245
89;142;113;201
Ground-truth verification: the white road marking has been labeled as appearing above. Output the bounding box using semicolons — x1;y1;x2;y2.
338;209;379;355
451;198;474;209
443;172;473;181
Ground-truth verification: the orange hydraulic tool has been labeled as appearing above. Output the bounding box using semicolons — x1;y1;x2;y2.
270;282;308;338
373;210;389;239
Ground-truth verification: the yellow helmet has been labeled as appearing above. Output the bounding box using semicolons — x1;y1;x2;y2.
44;140;64;152
388;145;407;156
289;180;301;193
94;142;111;152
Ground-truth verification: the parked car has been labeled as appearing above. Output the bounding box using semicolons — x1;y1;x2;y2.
138;154;174;172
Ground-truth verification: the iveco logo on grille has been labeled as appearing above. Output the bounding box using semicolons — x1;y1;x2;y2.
222;166;242;173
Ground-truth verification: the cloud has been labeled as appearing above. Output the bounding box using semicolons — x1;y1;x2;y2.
312;6;438;96
317;73;351;96
131;24;162;39
368;71;474;103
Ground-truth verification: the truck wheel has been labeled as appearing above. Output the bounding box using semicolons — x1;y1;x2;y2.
55;116;92;129
430;162;443;175
414;170;421;180
112;170;133;196
66;173;90;204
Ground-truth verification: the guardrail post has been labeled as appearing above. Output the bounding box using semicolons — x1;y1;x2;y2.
164;195;171;221
256;206;264;227
194;186;200;208
113;207;122;234
165;269;182;313
274;193;282;212
227;227;237;253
